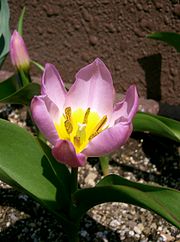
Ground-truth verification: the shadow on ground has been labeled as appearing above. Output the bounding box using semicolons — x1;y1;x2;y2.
112;133;180;190
0;187;120;242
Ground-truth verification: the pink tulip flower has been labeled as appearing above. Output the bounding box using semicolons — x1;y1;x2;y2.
31;58;138;167
10;30;30;72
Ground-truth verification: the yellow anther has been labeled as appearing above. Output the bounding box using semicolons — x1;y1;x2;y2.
88;115;107;141
89;131;99;141
65;107;72;120
94;115;107;132
83;107;90;124
64;120;73;134
64;107;73;134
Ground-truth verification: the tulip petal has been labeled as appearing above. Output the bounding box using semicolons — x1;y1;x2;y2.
83;123;132;157
41;64;67;111
31;95;59;145
110;85;139;126
52;140;86;167
65;58;115;117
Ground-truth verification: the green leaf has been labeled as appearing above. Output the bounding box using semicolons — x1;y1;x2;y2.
0;75;19;99
0;75;40;105
0;118;57;211
133;112;180;142
0;167;21;189
0;0;10;66
147;32;180;52
0;118;70;214
73;174;180;228
17;7;26;36
37;138;71;208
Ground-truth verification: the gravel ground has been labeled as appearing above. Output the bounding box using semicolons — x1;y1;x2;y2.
0;104;180;242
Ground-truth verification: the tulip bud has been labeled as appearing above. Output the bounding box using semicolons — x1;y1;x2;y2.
10;30;30;73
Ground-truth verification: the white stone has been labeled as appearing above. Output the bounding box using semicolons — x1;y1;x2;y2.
129;230;135;236
109;219;120;228
134;226;142;234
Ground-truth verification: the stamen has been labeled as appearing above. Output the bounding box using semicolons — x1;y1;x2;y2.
94;115;107;132
88;115;107;141
65;107;71;120
64;107;73;134
83;107;90;124
64;120;73;134
89;131;99;141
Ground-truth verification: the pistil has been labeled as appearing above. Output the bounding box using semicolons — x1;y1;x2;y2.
74;123;87;148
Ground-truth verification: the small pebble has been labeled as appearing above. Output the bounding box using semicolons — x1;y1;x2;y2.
109;219;120;228
134;225;142;234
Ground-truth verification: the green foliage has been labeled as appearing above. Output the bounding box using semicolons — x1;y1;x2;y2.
0;118;71;215
147;32;180;52
0;75;40;105
38;138;71;209
0;0;10;66
73;174;180;228
133;112;180;142
17;7;26;36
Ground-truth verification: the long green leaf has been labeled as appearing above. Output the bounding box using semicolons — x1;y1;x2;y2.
147;32;180;52
133;112;180;142
37;138;71;209
0;0;10;66
0;75;18;99
73;174;180;228
17;7;26;36
0;75;40;105
0;119;69;214
0;167;21;189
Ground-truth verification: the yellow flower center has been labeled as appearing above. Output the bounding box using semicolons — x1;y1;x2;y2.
54;107;107;153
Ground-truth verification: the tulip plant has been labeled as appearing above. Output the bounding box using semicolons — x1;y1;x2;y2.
0;1;180;241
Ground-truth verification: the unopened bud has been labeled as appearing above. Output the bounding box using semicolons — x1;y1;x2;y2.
10;30;30;72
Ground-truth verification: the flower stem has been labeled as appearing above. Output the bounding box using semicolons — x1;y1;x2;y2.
18;69;30;86
66;167;80;242
66;229;80;242
31;60;45;71
99;155;110;176
70;167;78;193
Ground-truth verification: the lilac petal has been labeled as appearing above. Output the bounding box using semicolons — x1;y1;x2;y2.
43;95;61;123
52;140;86;167
65;58;115;117
83;123;132;157
31;95;59;145
41;64;67;111
110;85;138;126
